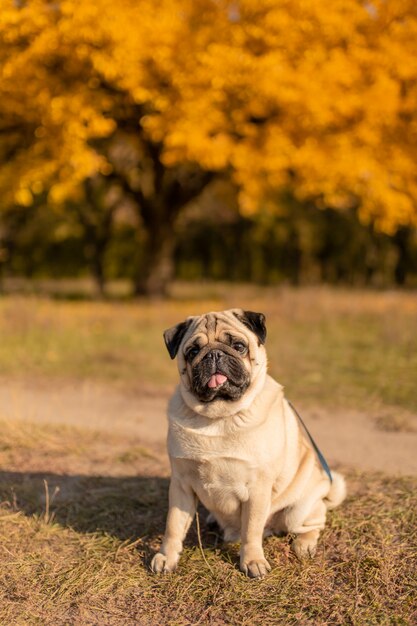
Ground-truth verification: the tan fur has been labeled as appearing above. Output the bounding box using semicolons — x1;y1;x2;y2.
151;309;346;578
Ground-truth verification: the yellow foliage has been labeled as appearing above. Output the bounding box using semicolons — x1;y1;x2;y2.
0;0;416;229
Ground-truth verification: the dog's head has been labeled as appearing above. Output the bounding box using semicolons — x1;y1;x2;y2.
164;309;267;417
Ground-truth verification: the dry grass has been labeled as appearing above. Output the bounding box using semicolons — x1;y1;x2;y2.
0;418;416;625
0;283;417;411
0;283;416;624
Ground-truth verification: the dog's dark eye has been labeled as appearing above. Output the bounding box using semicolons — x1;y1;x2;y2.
186;346;200;360
233;341;247;353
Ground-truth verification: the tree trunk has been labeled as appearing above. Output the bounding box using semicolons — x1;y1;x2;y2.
128;166;215;297
134;219;176;297
87;242;107;298
104;127;216;297
393;227;411;286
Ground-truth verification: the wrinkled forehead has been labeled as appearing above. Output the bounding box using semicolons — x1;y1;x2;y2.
183;310;248;348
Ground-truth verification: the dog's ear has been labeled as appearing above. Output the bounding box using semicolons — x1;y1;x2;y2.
163;319;192;359
234;310;267;345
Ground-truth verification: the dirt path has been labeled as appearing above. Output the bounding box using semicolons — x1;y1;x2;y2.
1;380;416;475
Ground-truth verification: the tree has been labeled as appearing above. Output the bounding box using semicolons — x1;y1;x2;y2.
0;0;220;294
0;0;416;294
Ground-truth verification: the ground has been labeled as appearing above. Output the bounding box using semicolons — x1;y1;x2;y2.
0;283;416;625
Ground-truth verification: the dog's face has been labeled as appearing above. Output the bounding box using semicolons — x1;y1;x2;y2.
164;309;267;416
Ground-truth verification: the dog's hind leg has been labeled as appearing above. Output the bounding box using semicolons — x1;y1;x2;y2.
288;499;327;559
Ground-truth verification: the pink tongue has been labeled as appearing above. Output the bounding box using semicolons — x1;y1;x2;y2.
207;373;228;388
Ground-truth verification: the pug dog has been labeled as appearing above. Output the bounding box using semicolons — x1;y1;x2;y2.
151;309;346;578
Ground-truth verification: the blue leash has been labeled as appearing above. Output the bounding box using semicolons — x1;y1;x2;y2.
288;400;333;483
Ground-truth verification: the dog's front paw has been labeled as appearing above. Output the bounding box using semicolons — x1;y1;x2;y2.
150;552;179;574
240;557;271;579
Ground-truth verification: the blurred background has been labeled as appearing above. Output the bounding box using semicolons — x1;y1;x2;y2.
0;0;417;297
0;0;416;472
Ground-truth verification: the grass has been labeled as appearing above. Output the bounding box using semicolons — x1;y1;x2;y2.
0;418;416;625
0;283;416;411
0;283;416;624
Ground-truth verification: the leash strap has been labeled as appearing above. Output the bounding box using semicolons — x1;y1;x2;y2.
288;400;333;483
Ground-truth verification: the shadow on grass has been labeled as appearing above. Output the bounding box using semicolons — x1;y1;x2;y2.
0;471;225;565
0;471;168;538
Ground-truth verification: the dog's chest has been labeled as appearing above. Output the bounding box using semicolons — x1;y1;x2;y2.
205;461;250;511
187;456;251;514
169;422;274;514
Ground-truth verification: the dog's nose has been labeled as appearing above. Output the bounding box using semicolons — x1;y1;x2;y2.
206;349;223;362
